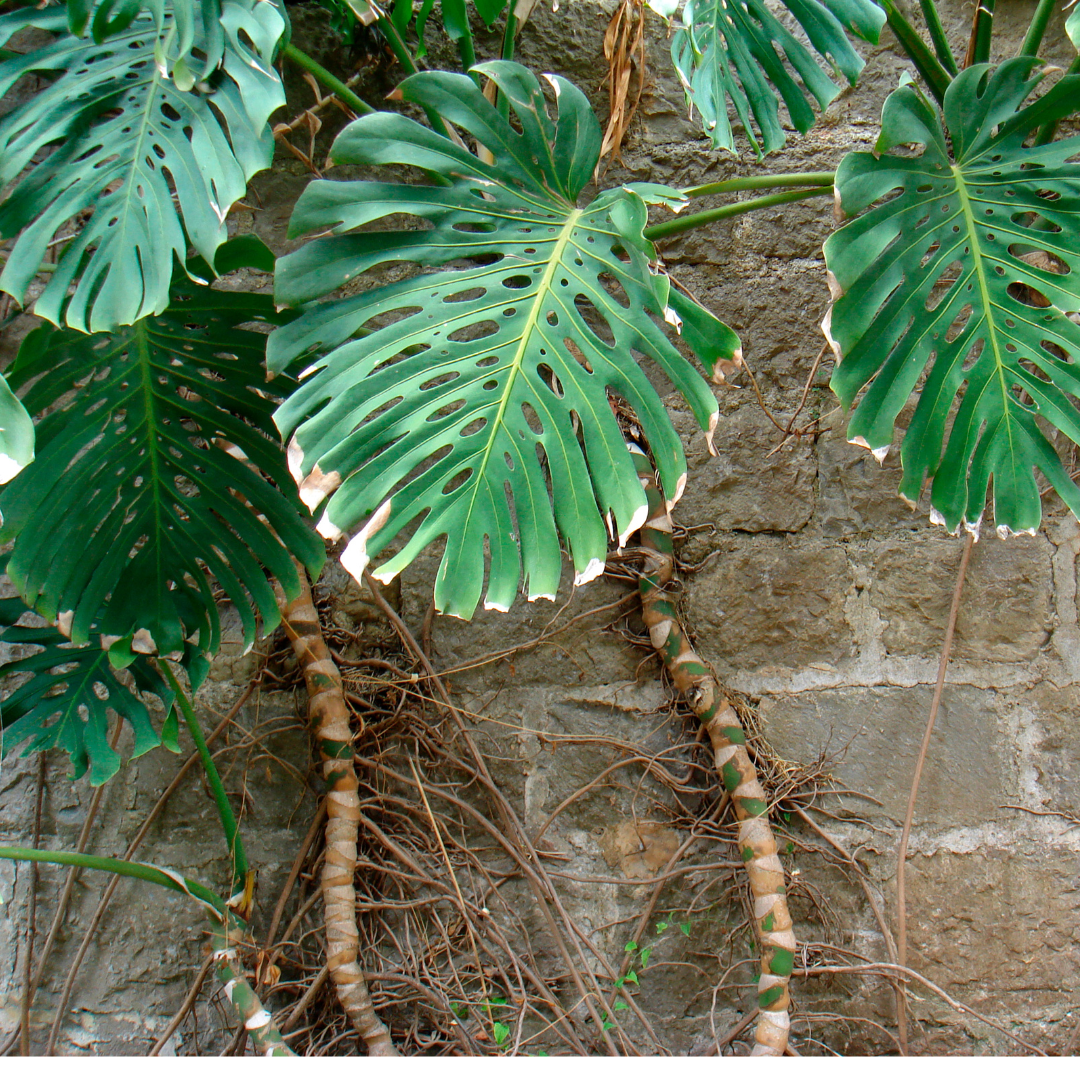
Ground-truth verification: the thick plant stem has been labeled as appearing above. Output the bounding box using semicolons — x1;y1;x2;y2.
163;663;248;895
210;917;294;1056
1019;0;1057;56
918;0;958;75
877;0;951;102
644;186;832;242
682;172;834;199
629;446;795;1056
275;569;397;1056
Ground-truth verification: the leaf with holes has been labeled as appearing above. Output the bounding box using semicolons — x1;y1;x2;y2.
0;0;284;333
60;0;248;82
270;62;737;619
824;59;1080;536
0;260;323;660
0;596;175;786
671;0;884;156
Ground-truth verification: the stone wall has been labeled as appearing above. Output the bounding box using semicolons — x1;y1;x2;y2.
2;0;1080;1055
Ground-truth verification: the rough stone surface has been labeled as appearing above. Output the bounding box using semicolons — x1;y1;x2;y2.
871;535;1054;662
686;538;854;671
757;685;1017;827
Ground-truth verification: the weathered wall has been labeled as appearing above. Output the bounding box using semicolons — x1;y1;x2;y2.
3;0;1080;1055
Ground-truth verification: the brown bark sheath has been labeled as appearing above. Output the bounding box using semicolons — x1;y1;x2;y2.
630;446;795;1056
276;571;396;1055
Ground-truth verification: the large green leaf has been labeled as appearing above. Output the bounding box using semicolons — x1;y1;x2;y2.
0;0;285;333
0;596;176;786
271;62;737;619
824;59;1080;536
0;263;323;661
671;0;884;155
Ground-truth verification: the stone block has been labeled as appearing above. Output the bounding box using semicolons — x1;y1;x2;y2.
1027;683;1080;816
757;685;1017;826
817;421;929;536
900;846;1080;1015
672;403;815;533
871;534;1053;661
686;538;854;670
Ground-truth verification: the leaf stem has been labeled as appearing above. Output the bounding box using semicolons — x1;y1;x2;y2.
877;0;951;102
162;663;248;895
644;186;832;241
965;0;995;67
280;42;374;115
1019;0;1057;57
918;0;958;75
0;846;227;916
682;171;834;199
1035;55;1080;145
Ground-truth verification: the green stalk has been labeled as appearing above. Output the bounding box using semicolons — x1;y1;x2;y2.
644;186;832;242
455;28;479;85
501;4;517;61
918;0;958;76
280;42;374;116
0;846;227;916
375;10;420;75
683;171;834;199
162;663;247;896
1035;54;1080;145
970;0;995;66
1019;0;1058;56
877;0;951;103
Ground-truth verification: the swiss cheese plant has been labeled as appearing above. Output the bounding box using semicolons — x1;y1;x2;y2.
270;62;737;619
666;0;885;155
0;243;322;665
824;58;1080;536
0;0;284;332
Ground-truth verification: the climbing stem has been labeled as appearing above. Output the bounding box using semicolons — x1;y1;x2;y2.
682;172;834;199
162;663;247;896
280;43;375;116
644;186;832;241
628;446;796;1056
275;566;397;1055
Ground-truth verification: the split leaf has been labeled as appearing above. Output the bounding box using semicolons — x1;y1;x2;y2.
671;0;884;156
0;0;285;332
271;62;736;619
0;263;323;659
824;59;1080;535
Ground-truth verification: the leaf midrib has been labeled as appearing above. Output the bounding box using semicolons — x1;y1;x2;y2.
453;208;584;540
950;161;1021;509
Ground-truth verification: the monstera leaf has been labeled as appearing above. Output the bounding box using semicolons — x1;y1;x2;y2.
0;0;285;333
60;0;238;80
0;255;323;661
271;62;737;619
0;596;178;786
670;0;884;155
824;59;1080;536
